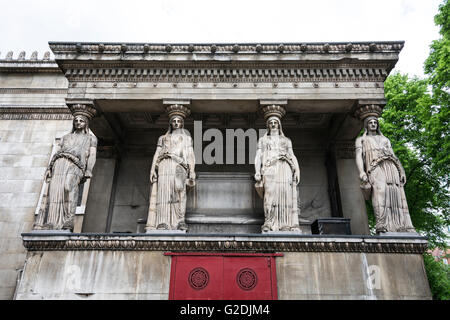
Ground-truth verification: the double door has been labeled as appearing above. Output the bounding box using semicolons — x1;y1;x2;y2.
167;253;280;300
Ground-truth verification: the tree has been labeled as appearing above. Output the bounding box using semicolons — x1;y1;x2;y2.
424;0;450;186
375;0;450;248
423;252;450;300
378;1;450;300
379;73;449;246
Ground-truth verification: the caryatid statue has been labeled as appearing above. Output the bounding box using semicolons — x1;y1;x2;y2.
355;105;416;234
34;103;97;231
146;104;196;232
254;105;301;233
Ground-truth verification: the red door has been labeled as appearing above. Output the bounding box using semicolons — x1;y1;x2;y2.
167;253;280;300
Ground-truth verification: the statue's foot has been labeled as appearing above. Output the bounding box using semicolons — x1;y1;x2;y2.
261;225;271;233
157;223;169;230
62;221;73;231
178;222;188;231
33;224;44;230
376;227;387;234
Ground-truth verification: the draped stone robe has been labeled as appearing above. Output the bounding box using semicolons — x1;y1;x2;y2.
356;134;415;233
146;130;195;230
255;134;300;232
35;132;97;230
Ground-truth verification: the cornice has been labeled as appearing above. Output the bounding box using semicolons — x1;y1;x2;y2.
49;41;405;55
0;61;60;73
21;233;428;254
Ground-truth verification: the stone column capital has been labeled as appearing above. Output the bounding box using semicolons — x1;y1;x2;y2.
354;104;383;120
165;104;191;120
65;99;97;120
259;104;287;121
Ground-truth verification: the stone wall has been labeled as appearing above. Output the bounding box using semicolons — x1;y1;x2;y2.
277;252;431;299
0;55;69;299
0;119;71;299
16;250;171;299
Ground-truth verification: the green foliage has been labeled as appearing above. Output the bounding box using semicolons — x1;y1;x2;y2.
424;0;450;184
423;252;450;300
379;0;450;248
382;74;449;246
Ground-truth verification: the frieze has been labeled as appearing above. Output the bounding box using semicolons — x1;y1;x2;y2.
0;107;72;120
0;88;67;94
63;64;389;83
21;234;428;254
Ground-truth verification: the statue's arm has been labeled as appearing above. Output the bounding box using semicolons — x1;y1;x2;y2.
288;139;300;184
187;137;196;180
254;139;263;181
85;135;97;179
387;138;406;184
150;137;162;183
45;136;63;182
355;137;367;182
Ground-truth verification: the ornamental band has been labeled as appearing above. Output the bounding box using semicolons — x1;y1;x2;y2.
355;115;415;234
34;113;97;231
146;111;196;231
254;110;301;232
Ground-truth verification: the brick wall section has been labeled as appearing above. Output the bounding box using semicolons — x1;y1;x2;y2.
0;119;71;299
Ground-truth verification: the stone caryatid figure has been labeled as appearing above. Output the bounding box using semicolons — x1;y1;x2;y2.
145;104;196;232
34;104;97;231
254;105;301;233
355;105;416;234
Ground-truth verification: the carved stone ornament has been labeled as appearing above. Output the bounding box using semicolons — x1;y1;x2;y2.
165;104;191;120
21;234;428;254
260;104;286;121
354;104;383;120
146;104;196;232
67;103;97;120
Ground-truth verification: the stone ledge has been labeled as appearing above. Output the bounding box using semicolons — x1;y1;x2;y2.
49;41;404;55
21;233;428;254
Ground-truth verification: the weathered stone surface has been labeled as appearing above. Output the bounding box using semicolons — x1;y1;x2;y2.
0;119;71;300
16;251;171;300
277;252;431;299
336;159;370;234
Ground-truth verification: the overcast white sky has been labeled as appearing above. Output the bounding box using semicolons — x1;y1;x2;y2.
0;0;443;77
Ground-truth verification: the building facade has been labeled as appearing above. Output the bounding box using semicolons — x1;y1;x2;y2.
0;42;432;299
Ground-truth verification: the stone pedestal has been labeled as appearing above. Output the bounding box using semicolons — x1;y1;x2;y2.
17;233;431;300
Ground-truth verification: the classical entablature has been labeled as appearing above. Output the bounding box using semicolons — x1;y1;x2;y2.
45;41;401;146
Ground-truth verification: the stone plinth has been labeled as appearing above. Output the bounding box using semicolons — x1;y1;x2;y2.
16;233;431;300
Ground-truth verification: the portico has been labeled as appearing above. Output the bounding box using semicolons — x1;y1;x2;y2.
51;42;399;235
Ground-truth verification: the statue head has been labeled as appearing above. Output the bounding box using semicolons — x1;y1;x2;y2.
170;115;184;130
363;116;382;136
72;115;89;133
265;116;285;136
